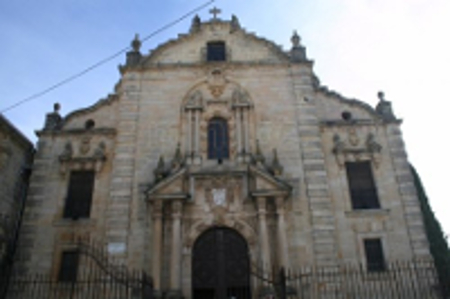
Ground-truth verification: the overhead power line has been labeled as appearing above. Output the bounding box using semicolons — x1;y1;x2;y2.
1;0;215;113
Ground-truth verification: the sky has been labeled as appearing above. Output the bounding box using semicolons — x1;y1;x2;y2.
1;0;449;235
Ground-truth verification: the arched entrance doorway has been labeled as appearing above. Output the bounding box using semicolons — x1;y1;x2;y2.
192;227;251;299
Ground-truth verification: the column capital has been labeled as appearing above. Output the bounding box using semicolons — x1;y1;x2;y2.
152;199;163;218
172;199;183;219
275;196;286;214
256;197;267;211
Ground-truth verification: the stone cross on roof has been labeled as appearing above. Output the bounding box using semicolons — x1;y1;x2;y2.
209;7;221;19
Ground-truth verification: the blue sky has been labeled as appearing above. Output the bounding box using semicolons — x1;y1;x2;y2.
1;0;450;235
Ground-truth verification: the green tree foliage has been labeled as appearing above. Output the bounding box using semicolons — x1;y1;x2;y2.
410;164;450;294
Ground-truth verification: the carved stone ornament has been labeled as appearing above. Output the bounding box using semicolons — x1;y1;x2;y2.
204;177;239;216
190;15;201;33
153;155;167;182
253;139;265;166
232;88;251;107
186;90;203;108
348;128;359;146
80;137;91;155
212;188;227;206
270;148;283;176
332;131;383;168
375;91;397;121
366;133;382;167
230;15;240;32
93;142;107;160
59;142;73;161
59;140;107;174
171;143;184;170
207;69;226;98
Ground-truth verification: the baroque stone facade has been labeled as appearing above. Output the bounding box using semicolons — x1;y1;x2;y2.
16;13;431;298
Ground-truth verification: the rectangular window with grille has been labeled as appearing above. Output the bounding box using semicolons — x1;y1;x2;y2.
207;41;226;61
58;250;79;282
345;161;380;209
364;238;386;272
63;170;95;219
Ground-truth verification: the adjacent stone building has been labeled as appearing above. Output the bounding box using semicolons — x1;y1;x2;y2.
0;114;33;272
15;12;432;298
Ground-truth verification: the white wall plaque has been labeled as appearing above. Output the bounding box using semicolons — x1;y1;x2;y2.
108;242;126;254
212;188;226;206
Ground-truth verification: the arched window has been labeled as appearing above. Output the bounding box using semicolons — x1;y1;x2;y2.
208;117;229;160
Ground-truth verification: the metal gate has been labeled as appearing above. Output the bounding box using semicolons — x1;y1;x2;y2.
2;238;153;299
251;260;449;299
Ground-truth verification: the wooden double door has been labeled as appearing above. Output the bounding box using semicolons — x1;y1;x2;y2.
192;228;251;299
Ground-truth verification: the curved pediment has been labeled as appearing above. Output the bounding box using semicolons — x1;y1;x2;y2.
140;17;290;66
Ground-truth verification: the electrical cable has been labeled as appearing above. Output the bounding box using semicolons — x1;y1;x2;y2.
1;0;215;113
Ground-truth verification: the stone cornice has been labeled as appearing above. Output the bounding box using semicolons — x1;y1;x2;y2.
320;119;402;127
120;60;314;75
250;189;290;197
36;127;116;137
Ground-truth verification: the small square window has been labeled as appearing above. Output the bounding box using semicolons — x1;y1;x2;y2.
364;239;386;272
58;250;79;282
345;161;380;209
207;41;226;61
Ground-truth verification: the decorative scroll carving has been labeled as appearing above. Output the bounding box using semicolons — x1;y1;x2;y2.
79;137;91;155
332;131;383;168
207;69;226;98
186;90;203;108
93;142;107;160
348;128;359;146
59;140;107;174
232;88;251;107
59;142;73;161
366;133;382;167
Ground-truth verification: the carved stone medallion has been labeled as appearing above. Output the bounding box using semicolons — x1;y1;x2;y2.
212;188;226;206
80;137;91;155
207;69;226;98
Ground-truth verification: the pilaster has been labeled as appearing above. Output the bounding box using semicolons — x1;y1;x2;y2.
386;124;430;257
106;75;141;262
289;65;338;266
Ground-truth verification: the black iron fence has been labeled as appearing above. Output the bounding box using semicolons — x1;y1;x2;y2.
1;238;153;299
252;260;450;299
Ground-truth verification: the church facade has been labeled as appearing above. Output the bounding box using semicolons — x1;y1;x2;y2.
16;12;432;298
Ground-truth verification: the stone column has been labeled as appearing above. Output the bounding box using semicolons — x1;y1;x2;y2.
151;199;163;294
187;110;192;155
256;197;272;275
194;110;199;155
243;109;249;153
235;108;242;154
169;199;183;297
275;197;289;268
